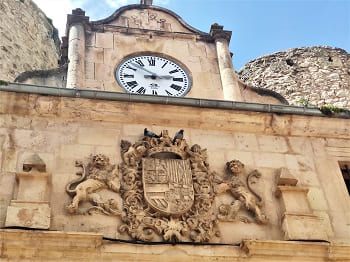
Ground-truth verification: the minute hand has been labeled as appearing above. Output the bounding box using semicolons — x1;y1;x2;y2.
130;62;158;76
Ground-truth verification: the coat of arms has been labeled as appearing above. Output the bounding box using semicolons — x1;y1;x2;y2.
142;158;194;215
66;129;268;243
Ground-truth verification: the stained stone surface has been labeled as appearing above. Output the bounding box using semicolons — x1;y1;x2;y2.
238;46;350;108
0;0;60;81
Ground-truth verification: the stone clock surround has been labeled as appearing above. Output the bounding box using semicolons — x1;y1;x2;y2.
65;6;230;101
15;4;286;105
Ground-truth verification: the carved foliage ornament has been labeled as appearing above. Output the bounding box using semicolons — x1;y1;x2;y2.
66;129;268;243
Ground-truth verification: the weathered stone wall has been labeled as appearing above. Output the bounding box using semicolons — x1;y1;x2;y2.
238;47;350;108
0;90;349;245
0;0;60;81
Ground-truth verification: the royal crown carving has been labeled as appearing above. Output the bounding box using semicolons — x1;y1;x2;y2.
120;10;171;31
66;129;268;242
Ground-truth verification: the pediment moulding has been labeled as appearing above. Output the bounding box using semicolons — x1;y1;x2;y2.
65;4;210;37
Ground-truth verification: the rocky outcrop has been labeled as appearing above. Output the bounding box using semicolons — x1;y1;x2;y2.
0;0;60;81
238;47;350;108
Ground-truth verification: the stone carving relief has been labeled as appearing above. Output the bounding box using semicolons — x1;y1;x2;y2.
120;10;171;31
65;129;268;243
118;130;218;242
215;160;268;224
66;154;121;215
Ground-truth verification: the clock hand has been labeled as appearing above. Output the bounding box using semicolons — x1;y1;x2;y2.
144;75;173;80
158;75;173;80
130;63;158;76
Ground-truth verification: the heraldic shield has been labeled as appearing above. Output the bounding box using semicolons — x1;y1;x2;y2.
142;158;194;215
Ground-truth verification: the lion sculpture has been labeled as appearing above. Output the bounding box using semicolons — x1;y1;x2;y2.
66;154;120;215
215;160;268;224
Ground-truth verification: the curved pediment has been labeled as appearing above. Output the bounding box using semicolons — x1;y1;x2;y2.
91;4;208;35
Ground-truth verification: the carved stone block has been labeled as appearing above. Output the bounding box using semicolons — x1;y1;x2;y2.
5;201;51;229
5;154;51;229
276;186;311;214
16;172;51;202
276;183;328;241
282;213;328;241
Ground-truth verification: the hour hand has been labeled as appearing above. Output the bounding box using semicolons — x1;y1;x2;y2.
144;75;157;79
144;74;173;80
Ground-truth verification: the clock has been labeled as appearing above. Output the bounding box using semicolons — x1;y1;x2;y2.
116;55;191;96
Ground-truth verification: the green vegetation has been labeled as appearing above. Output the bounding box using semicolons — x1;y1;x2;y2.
319;105;349;115
298;97;315;107
0;80;9;86
298;97;349;116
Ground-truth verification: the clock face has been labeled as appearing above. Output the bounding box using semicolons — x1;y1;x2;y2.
116;55;191;96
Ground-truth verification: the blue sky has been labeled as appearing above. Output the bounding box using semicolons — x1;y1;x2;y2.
33;0;349;70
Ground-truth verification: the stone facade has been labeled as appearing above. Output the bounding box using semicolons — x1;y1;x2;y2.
0;0;60;81
238;46;350;108
16;5;287;105
1;2;350;261
0;88;349;260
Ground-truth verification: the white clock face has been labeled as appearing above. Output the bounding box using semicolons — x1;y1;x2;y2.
116;55;191;96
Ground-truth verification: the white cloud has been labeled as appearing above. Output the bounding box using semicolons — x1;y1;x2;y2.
32;0;171;38
32;0;86;38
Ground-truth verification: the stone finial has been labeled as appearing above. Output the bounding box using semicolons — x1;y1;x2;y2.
72;8;85;16
210;23;224;31
141;0;153;5
275;167;298;186
23;154;46;173
67;8;89;27
210;23;232;42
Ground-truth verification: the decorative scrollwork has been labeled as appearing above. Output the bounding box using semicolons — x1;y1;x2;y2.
118;129;218;243
65;129;269;243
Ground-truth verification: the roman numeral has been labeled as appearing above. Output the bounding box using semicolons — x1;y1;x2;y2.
136;87;146;94
165;90;173;96
170;84;182;91
127;81;138;88
152;90;158;95
123;74;134;78
162;61;168;68
148;58;156;66
169;69;179;74
135;60;144;66
126;66;136;71
173;78;183;82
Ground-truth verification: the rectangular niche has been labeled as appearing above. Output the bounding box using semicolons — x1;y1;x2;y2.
339;161;350;195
